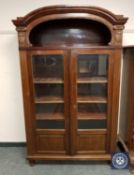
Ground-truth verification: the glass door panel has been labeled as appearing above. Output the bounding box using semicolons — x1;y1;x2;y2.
78;120;107;129
36;120;65;129
35;104;64;120
78;103;107;119
29;51;69;154
31;54;65;129
77;54;108;78
32;55;64;79
78;83;107;96
34;84;64;103
77;54;108;128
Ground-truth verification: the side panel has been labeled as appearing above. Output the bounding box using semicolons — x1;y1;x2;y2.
109;49;122;152
19;50;36;155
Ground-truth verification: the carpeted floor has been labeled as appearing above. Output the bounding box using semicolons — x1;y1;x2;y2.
0;147;131;175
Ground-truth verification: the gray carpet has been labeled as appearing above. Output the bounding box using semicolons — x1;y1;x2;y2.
0;147;131;175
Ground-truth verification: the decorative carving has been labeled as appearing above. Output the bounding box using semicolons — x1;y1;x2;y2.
114;25;124;45
18;31;27;47
109;25;124;46
114;30;123;45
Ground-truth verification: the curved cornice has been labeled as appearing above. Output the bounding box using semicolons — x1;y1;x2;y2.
12;5;128;27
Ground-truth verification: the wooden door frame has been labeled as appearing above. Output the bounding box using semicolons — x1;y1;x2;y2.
70;48;119;154
27;49;70;154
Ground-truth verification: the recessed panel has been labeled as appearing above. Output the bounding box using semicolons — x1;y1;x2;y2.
36;134;65;153
77;134;106;152
29;19;111;46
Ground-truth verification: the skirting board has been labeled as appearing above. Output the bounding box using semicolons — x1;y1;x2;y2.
0;142;26;147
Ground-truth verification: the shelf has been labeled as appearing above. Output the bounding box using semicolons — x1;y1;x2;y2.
77;113;106;120
36;113;64;120
35;96;64;103
77;129;107;134
77;96;107;103
33;78;64;84
36;129;65;133
77;77;107;84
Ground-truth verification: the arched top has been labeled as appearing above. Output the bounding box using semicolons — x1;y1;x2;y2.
13;5;128;27
12;5;128;46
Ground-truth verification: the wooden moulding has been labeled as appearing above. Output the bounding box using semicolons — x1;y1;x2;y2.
12;6;128;27
27;154;111;161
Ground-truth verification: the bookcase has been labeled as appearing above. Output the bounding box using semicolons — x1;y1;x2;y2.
12;6;127;163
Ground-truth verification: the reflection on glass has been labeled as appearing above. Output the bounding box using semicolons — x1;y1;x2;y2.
32;55;64;79
78;54;108;78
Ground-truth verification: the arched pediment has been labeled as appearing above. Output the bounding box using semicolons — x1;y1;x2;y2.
12;6;128;46
13;5;127;27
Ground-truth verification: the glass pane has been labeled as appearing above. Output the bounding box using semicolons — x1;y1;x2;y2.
34;84;64;98
32;55;64;79
36;120;64;129
78;54;108;78
31;54;65;129
78;104;107;113
78;83;107;97
78;120;106;129
77;54;109;130
36;104;64;114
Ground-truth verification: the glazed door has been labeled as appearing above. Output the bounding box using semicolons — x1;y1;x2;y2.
29;50;70;155
70;49;114;155
28;49;117;156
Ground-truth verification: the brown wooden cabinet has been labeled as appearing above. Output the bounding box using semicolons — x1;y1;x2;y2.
119;46;134;171
12;6;127;163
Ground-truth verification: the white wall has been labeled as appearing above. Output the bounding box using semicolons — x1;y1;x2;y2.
0;0;134;142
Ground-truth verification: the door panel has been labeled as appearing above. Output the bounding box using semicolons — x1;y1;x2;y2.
77;133;106;153
70;49;114;155
36;134;65;153
29;50;69;154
